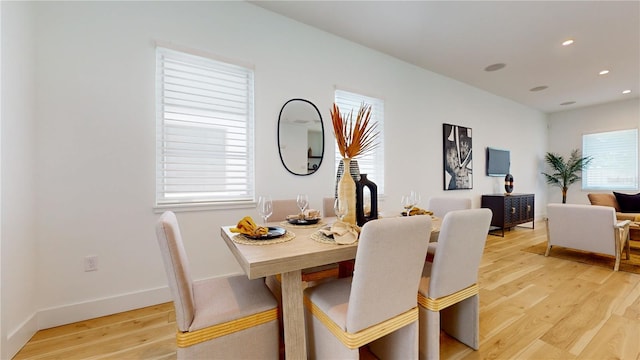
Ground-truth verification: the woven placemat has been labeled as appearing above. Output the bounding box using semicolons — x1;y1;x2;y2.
310;231;336;244
232;230;295;245
310;230;359;245
280;220;327;229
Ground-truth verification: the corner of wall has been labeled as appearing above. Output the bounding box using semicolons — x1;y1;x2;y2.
5;312;37;359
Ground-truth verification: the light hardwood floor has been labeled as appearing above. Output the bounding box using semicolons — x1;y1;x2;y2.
13;221;640;359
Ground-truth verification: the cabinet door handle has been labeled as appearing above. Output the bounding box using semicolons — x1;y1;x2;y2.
527;205;531;212
511;207;516;214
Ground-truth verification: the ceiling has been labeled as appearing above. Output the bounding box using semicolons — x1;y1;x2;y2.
252;1;640;114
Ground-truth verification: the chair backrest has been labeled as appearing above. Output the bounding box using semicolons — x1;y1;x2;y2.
428;197;472;218
323;197;335;217
155;211;195;332
429;209;491;299
346;216;432;333
270;199;300;221
547;203;617;256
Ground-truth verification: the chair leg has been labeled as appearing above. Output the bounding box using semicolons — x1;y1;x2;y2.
544;244;552;256
441;295;480;350
625;234;631;260
369;321;419;359
419;306;441;360
305;307;358;360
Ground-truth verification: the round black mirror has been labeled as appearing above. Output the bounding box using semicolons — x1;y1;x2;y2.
277;99;324;175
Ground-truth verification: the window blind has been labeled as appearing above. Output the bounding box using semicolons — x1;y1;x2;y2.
582;128;638;191
156;47;255;206
334;89;385;194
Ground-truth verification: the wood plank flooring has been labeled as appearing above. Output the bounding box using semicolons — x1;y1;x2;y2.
13;221;640;359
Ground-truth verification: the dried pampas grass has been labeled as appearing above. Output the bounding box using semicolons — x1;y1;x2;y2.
331;103;379;159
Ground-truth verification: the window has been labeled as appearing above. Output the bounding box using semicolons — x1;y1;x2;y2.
582;128;638;191
334;89;385;194
156;47;255;207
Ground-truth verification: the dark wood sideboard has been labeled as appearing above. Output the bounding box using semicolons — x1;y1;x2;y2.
481;194;535;236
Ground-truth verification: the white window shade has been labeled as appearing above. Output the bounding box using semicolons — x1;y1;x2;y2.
156;47;255;206
334;89;385;195
582;128;638;191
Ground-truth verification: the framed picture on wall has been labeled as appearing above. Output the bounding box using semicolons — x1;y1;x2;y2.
443;123;473;190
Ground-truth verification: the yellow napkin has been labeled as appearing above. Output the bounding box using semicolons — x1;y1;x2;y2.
319;221;360;244
402;207;433;216
230;216;269;237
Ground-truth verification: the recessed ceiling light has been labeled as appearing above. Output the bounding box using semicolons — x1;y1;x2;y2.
623;90;632;94
484;63;506;72
599;70;610;75
529;86;548;92
562;39;574;46
560;101;576;106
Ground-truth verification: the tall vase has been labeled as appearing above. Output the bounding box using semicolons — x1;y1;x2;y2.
356;174;378;226
335;159;360;198
338;158;357;225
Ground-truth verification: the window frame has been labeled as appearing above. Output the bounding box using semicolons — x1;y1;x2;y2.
155;46;256;211
582;128;638;191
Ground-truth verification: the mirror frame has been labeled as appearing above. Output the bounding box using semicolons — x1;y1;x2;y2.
277;98;325;176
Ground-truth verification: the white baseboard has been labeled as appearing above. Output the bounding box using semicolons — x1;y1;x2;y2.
36;285;172;330
6;312;38;359
7;275;239;357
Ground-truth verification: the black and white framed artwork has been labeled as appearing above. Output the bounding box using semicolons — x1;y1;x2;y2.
443;123;473;190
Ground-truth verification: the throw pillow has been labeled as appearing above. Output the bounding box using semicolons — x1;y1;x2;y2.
587;193;620;211
613;192;640;212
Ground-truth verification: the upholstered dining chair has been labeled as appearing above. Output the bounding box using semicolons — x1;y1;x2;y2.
427;197;472;218
270;199;302;222
323;196;336;217
426;197;473;260
155;211;279;359
418;208;492;360
304;216;432;359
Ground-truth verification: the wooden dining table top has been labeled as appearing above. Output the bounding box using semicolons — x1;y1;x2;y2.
220;215;441;279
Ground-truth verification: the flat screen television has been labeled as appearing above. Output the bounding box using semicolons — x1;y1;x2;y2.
486;147;510;176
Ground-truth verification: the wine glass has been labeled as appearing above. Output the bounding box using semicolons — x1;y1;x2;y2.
257;196;273;225
334;198;348;221
296;194;309;219
401;195;413;216
409;191;421;211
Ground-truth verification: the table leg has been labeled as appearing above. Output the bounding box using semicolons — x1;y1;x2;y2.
281;270;306;359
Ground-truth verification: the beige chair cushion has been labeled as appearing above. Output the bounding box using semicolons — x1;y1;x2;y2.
190;276;278;332
587;193;621;212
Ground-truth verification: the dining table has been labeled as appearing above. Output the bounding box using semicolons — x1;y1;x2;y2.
220;216;441;359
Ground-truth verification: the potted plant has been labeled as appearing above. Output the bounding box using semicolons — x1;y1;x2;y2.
541;149;593;203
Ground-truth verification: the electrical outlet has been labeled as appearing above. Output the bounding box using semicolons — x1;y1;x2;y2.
84;255;98;272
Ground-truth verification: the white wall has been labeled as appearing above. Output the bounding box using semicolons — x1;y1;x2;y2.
547;98;640;205
1;1;38;358
2;0;550;352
